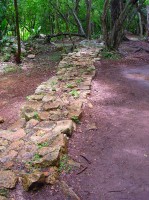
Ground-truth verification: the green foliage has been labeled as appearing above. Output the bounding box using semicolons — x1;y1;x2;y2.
37;142;49;149
101;49;121;60
33;112;40;120
32;153;42;161
0;188;8;197
3;65;22;74
59;155;72;173
86;66;95;72
71;116;80;124
2;53;11;62
69;90;80;98
66;83;74;89
76;78;83;84
50;52;62;62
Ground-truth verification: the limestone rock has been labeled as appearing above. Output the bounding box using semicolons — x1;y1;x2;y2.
26;119;39;129
38;112;49;121
9;118;26;130
0;150;18;163
28;94;44;101
34;121;56;131
67;101;83;119
43;102;60;111
53;120;74;137
0;171;17;189
21;172;45;191
0;129;26;141
0;196;7;200
42;94;56;102
45;167;59;185
27;54;35;59
33;147;61;167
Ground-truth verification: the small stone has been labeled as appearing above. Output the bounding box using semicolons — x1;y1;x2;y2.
27;54;35;59
21;172;45;191
87;123;97;130
0;171;17;189
88;102;93;108
0;117;4;124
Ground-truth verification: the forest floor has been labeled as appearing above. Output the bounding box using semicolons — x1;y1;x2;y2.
0;43;62;129
1;40;149;200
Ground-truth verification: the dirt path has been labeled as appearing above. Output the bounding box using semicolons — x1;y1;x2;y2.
59;43;149;200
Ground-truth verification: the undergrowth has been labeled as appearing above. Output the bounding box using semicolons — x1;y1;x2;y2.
101;48;121;60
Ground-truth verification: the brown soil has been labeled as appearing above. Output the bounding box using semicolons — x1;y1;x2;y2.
4;40;149;199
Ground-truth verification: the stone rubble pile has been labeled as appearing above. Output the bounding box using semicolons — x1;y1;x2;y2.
0;47;100;196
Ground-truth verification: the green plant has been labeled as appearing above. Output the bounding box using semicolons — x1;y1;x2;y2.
59;155;72;173
26;96;31;100
0;188;8;197
51;80;57;86
37;142;49;149
58;76;63;81
2;53;11;62
33;112;40;120
66;83;74;89
71;116;80;124
32;153;42;161
86;66;95;72
3;66;21;74
101;49;121;60
50;53;62;62
76;78;83;84
69;90;80;98
64;63;73;68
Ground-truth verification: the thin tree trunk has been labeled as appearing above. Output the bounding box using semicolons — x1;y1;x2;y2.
138;12;143;37
147;5;149;41
85;0;92;40
14;0;21;64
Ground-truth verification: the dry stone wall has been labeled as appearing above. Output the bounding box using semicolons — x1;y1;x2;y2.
0;47;100;195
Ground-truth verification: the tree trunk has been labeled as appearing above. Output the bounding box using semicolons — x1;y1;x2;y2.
85;0;92;40
14;0;21;64
147;5;149;41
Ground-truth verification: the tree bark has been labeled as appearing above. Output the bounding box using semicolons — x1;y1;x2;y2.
85;0;92;40
14;0;21;64
147;5;149;41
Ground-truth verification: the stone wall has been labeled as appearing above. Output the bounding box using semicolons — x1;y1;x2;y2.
0;47;100;195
